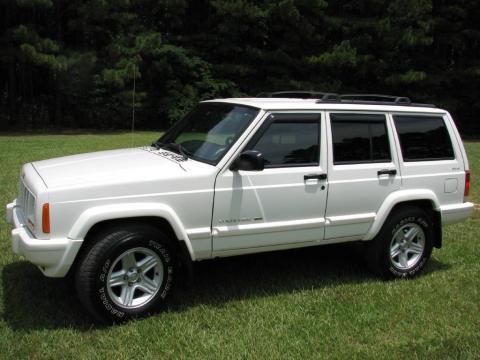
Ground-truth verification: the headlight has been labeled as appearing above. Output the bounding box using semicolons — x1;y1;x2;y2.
19;180;36;231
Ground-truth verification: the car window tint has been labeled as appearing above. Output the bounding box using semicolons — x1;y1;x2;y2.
331;113;391;164
247;118;320;167
393;115;454;161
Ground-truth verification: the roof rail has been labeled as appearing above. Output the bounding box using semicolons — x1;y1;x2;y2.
332;94;435;107
255;91;436;107
256;91;339;101
339;94;411;104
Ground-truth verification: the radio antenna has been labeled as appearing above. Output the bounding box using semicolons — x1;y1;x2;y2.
131;64;136;147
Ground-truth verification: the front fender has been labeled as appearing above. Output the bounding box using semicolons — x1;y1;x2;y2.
67;203;196;260
364;189;440;241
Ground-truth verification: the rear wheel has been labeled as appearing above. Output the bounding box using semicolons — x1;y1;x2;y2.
75;224;176;323
365;206;434;279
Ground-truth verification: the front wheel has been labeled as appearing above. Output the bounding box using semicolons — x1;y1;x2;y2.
75;224;176;323
365;206;434;279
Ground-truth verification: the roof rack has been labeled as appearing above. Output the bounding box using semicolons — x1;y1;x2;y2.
333;94;436;107
256;91;339;101
339;94;411;104
255;91;436;108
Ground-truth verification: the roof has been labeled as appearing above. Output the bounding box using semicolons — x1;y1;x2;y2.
202;98;446;114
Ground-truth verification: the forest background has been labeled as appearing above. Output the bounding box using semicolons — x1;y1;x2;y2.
1;0;479;135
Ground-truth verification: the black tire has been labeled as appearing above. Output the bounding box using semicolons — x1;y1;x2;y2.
365;206;434;279
75;223;176;323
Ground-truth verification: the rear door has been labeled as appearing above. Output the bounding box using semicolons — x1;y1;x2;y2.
324;112;402;239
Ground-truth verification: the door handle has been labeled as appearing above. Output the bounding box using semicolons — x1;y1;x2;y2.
377;169;397;176
304;173;327;181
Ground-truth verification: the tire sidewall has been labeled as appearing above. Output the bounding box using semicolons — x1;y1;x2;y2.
92;232;174;321
382;210;433;279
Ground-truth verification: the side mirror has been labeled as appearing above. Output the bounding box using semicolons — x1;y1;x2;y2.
230;150;265;171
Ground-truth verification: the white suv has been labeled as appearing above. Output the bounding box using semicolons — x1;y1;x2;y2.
6;93;474;322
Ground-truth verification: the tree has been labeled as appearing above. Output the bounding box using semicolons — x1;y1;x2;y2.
0;0;479;133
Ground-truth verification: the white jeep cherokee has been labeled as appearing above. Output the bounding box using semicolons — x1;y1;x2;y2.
6;93;474;322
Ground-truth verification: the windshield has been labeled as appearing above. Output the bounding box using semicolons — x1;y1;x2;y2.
157;103;260;165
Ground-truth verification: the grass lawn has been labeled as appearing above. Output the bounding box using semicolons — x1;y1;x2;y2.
0;132;479;359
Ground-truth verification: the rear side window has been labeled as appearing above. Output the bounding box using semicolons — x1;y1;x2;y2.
393;115;454;161
246;114;320;167
331;113;391;164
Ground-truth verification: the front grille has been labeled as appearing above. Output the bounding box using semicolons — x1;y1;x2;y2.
18;180;35;228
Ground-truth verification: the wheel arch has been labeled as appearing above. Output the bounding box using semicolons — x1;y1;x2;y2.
68;203;196;261
364;190;442;248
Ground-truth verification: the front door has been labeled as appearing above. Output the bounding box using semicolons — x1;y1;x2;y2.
211;113;328;254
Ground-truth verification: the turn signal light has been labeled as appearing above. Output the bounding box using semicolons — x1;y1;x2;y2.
464;170;471;197
42;203;50;233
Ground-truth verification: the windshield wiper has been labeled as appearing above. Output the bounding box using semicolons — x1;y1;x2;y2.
160;142;189;160
151;140;163;149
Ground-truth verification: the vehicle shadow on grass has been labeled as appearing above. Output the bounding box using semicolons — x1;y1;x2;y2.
2;243;450;331
169;243;450;311
1;261;97;331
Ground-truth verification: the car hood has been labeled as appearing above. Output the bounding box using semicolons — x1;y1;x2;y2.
32;147;209;189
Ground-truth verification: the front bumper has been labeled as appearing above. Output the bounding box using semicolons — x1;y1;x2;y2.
6;200;82;277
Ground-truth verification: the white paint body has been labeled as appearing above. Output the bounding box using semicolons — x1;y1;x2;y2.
6;99;474;277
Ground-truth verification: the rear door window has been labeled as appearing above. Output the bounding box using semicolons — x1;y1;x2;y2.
330;113;391;164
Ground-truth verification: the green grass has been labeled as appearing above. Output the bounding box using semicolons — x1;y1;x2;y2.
0;133;479;359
